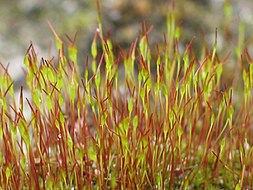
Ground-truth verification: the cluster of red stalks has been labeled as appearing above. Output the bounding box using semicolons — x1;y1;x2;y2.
0;2;253;189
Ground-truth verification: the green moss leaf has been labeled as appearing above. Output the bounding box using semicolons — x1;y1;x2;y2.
88;147;97;162
67;133;73;149
46;96;53;110
68;45;78;63
32;92;41;108
91;38;97;59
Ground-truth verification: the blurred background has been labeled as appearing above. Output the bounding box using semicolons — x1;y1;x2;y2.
1;0;253;87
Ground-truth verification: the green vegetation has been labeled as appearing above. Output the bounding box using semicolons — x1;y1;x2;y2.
0;1;252;189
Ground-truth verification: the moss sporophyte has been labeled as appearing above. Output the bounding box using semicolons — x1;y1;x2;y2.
0;1;253;189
